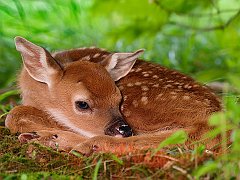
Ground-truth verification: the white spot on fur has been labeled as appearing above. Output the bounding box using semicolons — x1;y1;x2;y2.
135;68;142;72
93;53;100;58
132;100;138;107
171;96;177;99
204;99;210;104
135;82;142;86
152;84;159;88
183;95;190;100
141;96;148;105
127;83;134;87
81;55;91;61
184;84;190;88
156;93;163;100
153;75;158;79
164;84;172;88
141;86;149;91
143;74;149;77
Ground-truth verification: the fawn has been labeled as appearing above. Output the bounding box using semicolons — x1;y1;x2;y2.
5;36;222;154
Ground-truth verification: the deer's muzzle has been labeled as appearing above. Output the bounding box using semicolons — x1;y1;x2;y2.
104;118;133;137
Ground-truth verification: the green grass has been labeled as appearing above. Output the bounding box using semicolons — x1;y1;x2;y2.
0;125;219;179
1;0;240;88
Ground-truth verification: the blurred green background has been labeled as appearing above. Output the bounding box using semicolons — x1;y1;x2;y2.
0;0;240;90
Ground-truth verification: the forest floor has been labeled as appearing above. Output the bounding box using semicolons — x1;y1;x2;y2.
0;125;220;179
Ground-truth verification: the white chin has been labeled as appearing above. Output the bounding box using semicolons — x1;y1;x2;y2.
114;134;123;138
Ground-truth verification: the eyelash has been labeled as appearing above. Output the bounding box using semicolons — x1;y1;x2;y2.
75;101;90;111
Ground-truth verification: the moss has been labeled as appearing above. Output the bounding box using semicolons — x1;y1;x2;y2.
0;121;238;179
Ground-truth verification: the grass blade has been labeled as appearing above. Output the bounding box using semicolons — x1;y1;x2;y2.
111;154;123;165
92;158;102;180
152;130;187;156
0;89;19;102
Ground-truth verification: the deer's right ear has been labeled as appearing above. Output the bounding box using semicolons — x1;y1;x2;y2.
100;49;144;81
15;36;63;86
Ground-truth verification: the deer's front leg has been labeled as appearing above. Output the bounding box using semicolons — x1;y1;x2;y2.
5;105;88;151
5;105;64;133
18;130;87;152
72;126;222;155
71;134;171;155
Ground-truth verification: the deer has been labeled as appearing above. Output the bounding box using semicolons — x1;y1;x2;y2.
5;36;222;155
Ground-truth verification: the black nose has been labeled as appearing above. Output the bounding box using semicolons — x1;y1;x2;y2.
118;125;133;137
105;119;133;137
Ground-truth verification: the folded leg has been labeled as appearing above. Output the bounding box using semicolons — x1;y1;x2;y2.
5;105;87;151
5;105;65;133
72;126;221;155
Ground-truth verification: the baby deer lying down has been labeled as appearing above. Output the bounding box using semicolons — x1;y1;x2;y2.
5;37;222;155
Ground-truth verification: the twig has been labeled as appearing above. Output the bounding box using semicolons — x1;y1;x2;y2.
168;9;240;32
172;165;194;180
152;0;240;31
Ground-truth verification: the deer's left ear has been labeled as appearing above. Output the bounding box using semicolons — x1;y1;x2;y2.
100;49;144;81
15;36;63;86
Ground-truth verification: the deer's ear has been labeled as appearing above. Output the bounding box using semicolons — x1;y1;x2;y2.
15;36;63;86
100;49;144;81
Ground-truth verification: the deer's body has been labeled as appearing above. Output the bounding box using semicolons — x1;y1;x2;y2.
5;37;221;154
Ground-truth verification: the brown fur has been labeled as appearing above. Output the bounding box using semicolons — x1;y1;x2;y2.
5;37;222;155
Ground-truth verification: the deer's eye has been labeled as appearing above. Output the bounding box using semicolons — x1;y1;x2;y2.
75;101;90;110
